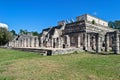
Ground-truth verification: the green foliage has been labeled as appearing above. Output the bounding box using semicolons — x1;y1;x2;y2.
10;30;17;37
19;29;39;36
109;20;120;31
0;28;13;46
0;48;120;80
32;31;39;36
19;29;28;34
92;20;95;24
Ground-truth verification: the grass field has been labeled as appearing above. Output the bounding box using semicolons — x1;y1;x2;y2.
0;48;120;80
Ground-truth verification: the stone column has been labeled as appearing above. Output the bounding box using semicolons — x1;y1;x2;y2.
114;31;119;54
51;38;54;48
77;34;81;48
58;38;61;48
84;33;87;50
22;39;25;47
16;41;18;47
60;38;64;48
26;39;28;47
93;36;96;50
87;34;91;51
22;39;24;47
18;40;20;47
31;38;34;47
40;37;43;47
35;37;39;47
105;34;109;52
21;39;23;47
24;39;26;47
19;40;22;47
96;33;101;53
54;38;57;48
28;38;30;47
66;35;70;48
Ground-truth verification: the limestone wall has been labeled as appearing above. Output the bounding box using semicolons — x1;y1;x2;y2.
76;14;108;27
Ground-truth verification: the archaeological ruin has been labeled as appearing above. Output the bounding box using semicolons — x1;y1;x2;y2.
9;14;120;55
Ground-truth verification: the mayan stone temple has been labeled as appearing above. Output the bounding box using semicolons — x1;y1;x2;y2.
9;14;120;55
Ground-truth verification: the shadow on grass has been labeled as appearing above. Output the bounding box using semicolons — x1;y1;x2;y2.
86;51;119;55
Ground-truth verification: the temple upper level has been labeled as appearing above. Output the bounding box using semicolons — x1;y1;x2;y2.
76;14;108;27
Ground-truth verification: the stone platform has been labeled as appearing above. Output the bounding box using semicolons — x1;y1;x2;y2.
12;47;84;56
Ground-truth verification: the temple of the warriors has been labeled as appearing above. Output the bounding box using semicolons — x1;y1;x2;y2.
9;14;120;55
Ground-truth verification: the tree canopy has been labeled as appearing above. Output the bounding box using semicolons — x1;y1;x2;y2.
18;29;39;36
108;20;120;30
0;28;13;46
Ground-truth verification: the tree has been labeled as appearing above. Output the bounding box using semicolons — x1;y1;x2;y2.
10;30;17;37
0;27;13;46
19;29;28;34
114;20;120;30
32;31;39;36
108;20;120;31
108;21;114;28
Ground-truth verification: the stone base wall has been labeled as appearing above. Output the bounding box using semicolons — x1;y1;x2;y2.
52;48;84;55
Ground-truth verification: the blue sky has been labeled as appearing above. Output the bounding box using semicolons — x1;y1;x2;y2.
0;0;119;33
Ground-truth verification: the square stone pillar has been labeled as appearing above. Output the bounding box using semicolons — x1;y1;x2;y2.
105;34;109;52
92;36;96;50
66;35;70;48
58;38;61;48
18;40;20;47
16;41;18;47
40;37;43;47
18;40;19;47
87;34;91;51
23;39;25;47
114;31;119;54
20;40;22;47
24;39;26;47
28;38;30;47
53;38;56;48
60;38;64;48
77;34;81;48
84;33;87;50
31;38;34;47
50;38;52;48
35;38;39;47
96;33;101;53
22;39;24;47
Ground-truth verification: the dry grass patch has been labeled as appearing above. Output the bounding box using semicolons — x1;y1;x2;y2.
1;58;65;80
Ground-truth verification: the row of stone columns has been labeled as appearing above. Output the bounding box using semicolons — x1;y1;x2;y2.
11;37;39;48
105;31;120;54
43;37;63;48
83;33;101;52
64;33;109;53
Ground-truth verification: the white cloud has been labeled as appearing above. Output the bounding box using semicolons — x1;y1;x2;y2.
0;23;8;29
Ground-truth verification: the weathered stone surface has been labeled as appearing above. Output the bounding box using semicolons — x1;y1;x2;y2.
114;31;120;54
105;33;109;52
96;33;101;53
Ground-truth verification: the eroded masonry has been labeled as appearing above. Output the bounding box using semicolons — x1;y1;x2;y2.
9;14;120;54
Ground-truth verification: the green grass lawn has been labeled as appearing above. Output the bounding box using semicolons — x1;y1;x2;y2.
0;48;120;80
